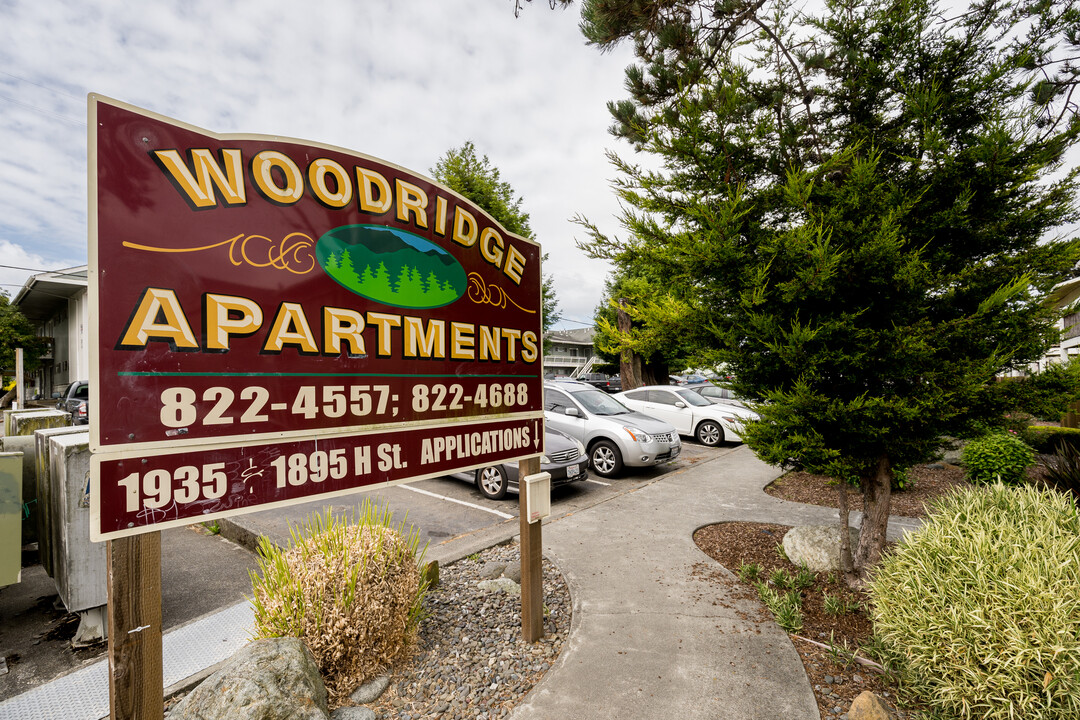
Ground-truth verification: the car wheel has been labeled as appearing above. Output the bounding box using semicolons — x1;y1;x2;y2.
589;440;624;478
476;465;509;500
695;420;724;447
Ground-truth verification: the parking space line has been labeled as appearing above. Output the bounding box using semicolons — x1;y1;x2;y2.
399;484;515;519
585;478;611;486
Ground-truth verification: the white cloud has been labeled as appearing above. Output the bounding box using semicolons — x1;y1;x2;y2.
0;240;76;297
0;0;640;326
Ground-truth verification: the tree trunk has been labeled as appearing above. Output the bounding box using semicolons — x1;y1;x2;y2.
640;360;669;387
617;299;644;390
854;454;892;575
837;483;857;588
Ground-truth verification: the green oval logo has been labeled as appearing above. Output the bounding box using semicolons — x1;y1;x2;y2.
316;225;466;309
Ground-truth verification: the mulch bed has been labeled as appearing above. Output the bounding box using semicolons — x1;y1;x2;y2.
693;464;981;718
764;463;969;519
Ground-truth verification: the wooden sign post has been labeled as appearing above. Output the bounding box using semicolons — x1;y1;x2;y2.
518;456;543;642
90;96;546;715
107;531;163;720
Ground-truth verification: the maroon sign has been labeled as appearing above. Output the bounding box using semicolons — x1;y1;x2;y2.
89;96;543;453
90;417;542;540
88;96;545;539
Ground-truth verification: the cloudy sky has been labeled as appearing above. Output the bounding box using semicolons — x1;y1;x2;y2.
0;0;640;329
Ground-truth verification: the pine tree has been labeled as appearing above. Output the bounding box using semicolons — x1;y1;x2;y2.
433;143;561;333
576;0;1080;580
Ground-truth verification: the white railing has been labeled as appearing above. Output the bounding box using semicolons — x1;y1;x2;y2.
544;355;588;366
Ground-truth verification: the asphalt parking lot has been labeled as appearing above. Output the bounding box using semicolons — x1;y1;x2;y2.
0;440;725;703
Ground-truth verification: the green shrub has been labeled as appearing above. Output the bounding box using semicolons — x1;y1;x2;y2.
961;431;1034;485
1021;425;1080;455
988;359;1080;421
1043;440;1080;507
869;483;1080;719
769;567;792;590
754;581;803;633
891;466;911;491
737;562;762;582
249;501;428;702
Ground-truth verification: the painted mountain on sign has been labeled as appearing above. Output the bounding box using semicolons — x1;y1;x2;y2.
316;225;466;309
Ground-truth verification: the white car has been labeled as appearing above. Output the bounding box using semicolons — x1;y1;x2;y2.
614;385;759;446
545;381;682;478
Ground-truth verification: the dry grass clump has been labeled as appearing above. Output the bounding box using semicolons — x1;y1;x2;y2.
249;501;429;702
869;483;1080;719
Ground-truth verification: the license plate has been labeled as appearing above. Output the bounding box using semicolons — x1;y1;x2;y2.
567;463;581;478
670;446;680;458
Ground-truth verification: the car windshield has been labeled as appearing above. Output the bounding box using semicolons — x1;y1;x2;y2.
572;388;631;415
675;389;712;407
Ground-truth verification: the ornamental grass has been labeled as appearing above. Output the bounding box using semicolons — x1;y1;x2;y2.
869;483;1080;719
249;501;429;703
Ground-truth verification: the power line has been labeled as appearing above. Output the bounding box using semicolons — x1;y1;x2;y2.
0;263;86;279
0;92;86;127
555;316;595;327
0;71;84;103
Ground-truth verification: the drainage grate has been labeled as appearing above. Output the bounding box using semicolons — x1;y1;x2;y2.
0;601;254;720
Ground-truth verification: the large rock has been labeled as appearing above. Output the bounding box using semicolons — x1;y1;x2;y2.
169;637;329;720
782;525;860;573
848;690;893;719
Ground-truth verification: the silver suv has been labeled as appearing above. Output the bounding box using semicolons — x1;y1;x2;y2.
544;381;681;478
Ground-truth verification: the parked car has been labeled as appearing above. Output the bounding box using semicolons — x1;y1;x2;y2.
690;384;751;409
544;380;681;478
449;427;588;499
54;380;89;425
577;373;615;392
614;385;759;447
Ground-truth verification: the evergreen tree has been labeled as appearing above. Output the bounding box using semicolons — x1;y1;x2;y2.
338;249;356;284
0;292;47;374
395;265;425;301
432;142;562;335
369;261;393;301
576;0;1080;580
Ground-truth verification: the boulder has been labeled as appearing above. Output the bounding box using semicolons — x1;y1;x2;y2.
169;637;329;720
479;561;507;579
782;525;860;573
349;674;390;704
330;708;376;720
478;578;521;595
848;690;892;720
501;560;522;583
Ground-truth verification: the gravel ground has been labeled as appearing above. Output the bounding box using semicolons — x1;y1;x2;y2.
165;539;569;719
359;540;569;719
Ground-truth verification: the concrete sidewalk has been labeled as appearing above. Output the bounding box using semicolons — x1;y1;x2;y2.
2;444;922;719
512;444;861;719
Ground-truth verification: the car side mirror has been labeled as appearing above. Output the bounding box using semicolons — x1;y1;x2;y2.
52;392;61;399
565;407;580;417
675;401;686;408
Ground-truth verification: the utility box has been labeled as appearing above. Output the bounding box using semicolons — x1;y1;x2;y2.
0;452;23;587
47;431;106;612
4;408;70;437
1;435;37;546
523;471;551;524
35;426;93;577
